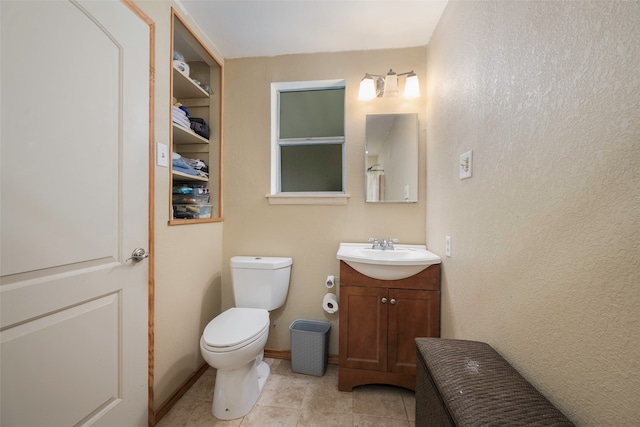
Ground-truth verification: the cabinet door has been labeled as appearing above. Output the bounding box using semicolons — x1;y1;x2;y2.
339;286;388;371
388;289;440;374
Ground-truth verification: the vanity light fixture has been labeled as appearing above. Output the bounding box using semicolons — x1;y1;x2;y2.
358;69;420;100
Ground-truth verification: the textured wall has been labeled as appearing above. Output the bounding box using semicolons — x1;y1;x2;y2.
223;48;427;354
135;0;224;410
426;1;640;425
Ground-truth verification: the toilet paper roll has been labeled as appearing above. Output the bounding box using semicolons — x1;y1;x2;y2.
326;275;335;288
322;293;339;314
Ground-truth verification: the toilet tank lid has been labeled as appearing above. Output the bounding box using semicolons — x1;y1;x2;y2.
231;256;292;269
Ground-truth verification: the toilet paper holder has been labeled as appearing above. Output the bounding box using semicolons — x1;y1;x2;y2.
326;275;336;288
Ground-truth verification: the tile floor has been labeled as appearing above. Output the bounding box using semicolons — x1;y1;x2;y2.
156;358;416;426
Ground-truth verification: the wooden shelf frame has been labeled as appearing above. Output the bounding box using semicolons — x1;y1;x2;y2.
169;10;223;225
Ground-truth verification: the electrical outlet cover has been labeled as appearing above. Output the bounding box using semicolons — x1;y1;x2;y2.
157;143;169;167
460;150;472;179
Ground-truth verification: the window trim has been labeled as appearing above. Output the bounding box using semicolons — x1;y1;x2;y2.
266;192;351;205
270;79;347;198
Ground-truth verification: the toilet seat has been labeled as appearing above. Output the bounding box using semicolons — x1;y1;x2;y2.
202;307;269;353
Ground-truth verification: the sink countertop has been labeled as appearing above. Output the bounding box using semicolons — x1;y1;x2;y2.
337;242;441;280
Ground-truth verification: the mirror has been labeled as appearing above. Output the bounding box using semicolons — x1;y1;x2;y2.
365;113;418;203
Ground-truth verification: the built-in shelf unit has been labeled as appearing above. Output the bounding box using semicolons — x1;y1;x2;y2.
170;10;222;224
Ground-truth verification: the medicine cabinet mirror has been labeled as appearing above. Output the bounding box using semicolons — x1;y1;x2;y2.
365;113;418;203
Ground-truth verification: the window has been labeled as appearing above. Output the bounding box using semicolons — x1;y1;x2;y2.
271;80;346;196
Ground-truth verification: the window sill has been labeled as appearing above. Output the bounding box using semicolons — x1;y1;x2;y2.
266;193;351;205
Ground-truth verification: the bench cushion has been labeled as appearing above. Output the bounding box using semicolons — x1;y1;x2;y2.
415;338;574;426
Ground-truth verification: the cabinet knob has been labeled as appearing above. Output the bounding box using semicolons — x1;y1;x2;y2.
381;297;388;304
390;298;397;305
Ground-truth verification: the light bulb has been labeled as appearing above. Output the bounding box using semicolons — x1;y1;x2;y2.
383;69;398;98
404;73;420;98
358;75;376;100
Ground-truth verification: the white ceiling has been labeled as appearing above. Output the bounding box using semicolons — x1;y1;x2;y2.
175;0;448;59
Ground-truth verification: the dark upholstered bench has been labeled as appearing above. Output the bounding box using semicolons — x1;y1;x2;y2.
415;338;574;426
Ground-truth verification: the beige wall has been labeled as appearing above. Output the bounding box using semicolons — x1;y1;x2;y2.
223;48;428;354
426;2;640;425
134;1;224;409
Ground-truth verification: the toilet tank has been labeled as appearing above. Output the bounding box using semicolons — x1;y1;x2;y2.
230;256;292;310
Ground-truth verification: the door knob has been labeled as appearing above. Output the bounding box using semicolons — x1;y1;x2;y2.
127;247;149;262
381;297;388;304
390;299;397;305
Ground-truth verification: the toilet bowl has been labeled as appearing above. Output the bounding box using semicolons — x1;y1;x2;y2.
200;256;292;420
200;307;270;419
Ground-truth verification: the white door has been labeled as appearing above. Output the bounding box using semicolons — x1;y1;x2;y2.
0;1;150;426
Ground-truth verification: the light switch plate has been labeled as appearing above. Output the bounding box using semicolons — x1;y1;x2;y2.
445;236;452;257
157;143;169;167
460;150;473;180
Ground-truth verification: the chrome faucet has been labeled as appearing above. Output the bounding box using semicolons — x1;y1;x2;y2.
368;237;381;250
368;238;399;250
386;238;398;250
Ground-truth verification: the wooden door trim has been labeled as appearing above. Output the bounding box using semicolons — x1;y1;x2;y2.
118;1;156;426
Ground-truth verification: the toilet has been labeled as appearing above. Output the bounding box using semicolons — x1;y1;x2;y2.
200;256;292;420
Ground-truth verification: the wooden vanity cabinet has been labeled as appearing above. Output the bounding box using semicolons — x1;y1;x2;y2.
338;261;440;391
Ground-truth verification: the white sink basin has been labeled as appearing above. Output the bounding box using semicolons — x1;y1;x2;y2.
337;242;441;281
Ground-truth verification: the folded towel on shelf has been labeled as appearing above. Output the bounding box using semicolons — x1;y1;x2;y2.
172;153;209;178
172;166;199;176
172;157;192;170
181;157;207;172
172;113;191;129
189;117;210;139
172;106;187;116
173;103;190;117
172;120;191;129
